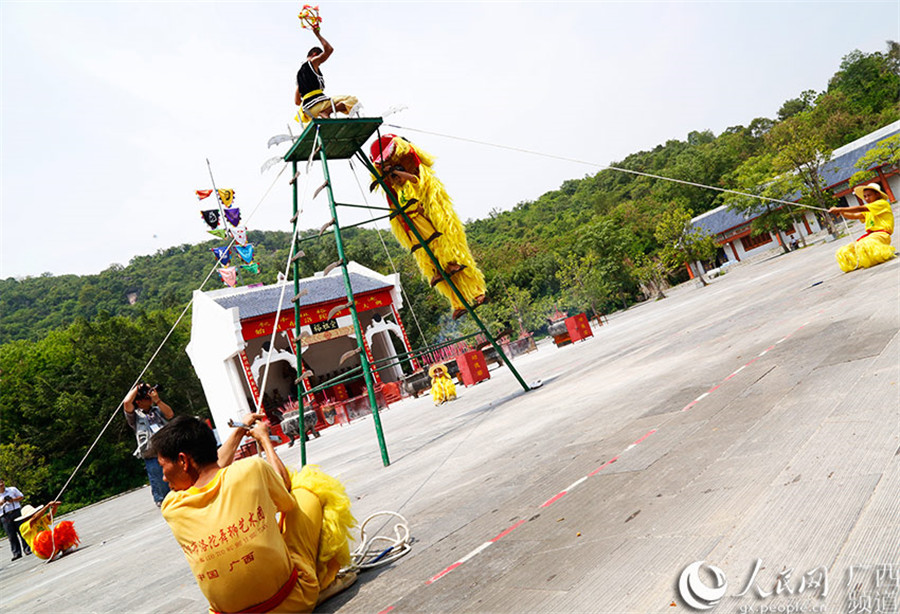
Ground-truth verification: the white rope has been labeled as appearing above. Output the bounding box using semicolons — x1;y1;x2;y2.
254;127;320;419
346;511;412;571
50;162;289;511
385;123;833;213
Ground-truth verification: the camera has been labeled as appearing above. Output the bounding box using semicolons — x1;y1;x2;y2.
136;383;161;399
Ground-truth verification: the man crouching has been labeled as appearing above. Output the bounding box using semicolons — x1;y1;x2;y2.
152;415;356;613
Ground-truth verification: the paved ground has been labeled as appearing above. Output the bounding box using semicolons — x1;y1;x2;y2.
1;233;898;614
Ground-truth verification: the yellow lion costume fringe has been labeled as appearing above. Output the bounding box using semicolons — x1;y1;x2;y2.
835;232;896;272
370;134;487;319
290;465;356;589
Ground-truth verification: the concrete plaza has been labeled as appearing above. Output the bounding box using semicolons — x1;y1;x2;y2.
1;233;898;614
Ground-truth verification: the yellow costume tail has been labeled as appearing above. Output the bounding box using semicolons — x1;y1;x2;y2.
291;465;356;588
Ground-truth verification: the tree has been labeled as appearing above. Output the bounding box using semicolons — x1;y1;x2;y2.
849;134;900;187
778;90;819;121
555;252;612;316
654;207;718;285
629;253;670;300
724;153;806;253
764;112;840;235
828;44;900;116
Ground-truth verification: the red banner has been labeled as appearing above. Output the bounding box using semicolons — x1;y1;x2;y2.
240;289;393;340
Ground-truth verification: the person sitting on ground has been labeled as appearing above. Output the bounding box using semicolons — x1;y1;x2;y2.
153;414;356;613
18;501;80;560
429;363;457;406
829;182;896;272
294;26;359;124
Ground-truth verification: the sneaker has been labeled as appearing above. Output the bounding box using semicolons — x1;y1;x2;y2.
11;553;22;561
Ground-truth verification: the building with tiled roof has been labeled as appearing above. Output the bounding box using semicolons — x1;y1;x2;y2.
691;121;899;268
186;262;415;440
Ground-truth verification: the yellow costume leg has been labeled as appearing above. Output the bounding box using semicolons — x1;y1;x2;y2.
287;466;356;592
836;233;896;272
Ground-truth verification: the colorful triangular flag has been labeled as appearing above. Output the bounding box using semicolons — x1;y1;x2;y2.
240;263;260;275
230;226;248;246
207;228;228;239
234;244;254;264
201;209;221;230
223;208;241;227
218;266;237;287
212;246;231;265
196;189;213;200
217;189;235;208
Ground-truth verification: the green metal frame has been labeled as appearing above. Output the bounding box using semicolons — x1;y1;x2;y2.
286;117;530;469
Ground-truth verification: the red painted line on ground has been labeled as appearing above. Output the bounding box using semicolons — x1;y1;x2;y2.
681;400;699;412
426;562;463;585
540;491;568;508
491;518;527;542
633;429;656;445
708;384;721;393
378;607;395;614
588;456;618;476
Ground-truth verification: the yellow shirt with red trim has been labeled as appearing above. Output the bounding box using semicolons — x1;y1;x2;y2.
161;458;319;613
864;198;894;234
18;515;50;551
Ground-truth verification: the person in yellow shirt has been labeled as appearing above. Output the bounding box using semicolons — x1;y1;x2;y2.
830;182;896;272
17;501;80;560
429;364;457;406
153;415;355;613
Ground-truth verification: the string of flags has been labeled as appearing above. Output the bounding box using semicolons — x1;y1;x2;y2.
196;188;260;287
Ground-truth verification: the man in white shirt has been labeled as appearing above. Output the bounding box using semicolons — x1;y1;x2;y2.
0;479;30;560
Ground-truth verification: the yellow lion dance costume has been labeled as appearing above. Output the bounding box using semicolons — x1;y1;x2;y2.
370;134;487;319
833;183;896;272
428;363;457;406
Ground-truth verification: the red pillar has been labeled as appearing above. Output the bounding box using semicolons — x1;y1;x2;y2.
391;304;420;371
238;350;262;408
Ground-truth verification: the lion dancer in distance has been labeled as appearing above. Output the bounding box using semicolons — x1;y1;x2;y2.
370;134;487;319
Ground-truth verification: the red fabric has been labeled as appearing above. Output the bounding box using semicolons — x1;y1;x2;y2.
32;521;80;559
213;568;299;614
53;521;80;551
370;135;397;164
857;229;890;241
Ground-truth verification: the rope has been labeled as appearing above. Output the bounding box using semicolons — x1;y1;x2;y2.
384;123;833;213
251;127;321;450
49;161;289;513
346;511;412;571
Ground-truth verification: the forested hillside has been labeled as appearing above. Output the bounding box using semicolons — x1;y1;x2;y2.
1;43;897;513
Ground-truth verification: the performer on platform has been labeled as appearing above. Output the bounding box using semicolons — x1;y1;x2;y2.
294;24;358;124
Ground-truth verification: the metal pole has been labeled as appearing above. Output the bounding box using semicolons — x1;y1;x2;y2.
290;160;307;467
357;152;530;393
319;137;391;467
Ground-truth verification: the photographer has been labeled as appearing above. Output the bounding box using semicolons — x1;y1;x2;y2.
124;383;174;506
0;479;30;560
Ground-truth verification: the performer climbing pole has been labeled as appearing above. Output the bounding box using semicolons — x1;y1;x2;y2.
369;134;488;319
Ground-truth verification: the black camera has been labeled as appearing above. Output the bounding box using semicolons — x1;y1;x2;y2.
136;383;161;399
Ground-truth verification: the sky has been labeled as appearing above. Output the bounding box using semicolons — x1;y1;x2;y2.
2;1;898;279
